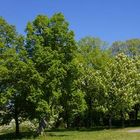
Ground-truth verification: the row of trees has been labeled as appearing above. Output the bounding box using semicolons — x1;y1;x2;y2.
0;13;140;135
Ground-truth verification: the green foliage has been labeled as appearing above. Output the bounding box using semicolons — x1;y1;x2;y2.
99;53;139;121
0;18;44;135
76;37;111;127
1;13;140;135
25;13;86;128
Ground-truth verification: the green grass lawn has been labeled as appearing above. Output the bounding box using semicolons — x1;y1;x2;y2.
39;128;140;140
1;127;140;140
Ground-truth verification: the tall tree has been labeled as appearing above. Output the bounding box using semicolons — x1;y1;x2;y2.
25;13;85;130
0;18;44;135
76;37;110;127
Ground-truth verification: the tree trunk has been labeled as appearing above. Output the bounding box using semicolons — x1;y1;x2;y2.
66;115;70;128
88;97;93;128
134;104;139;125
121;111;125;128
36;117;47;135
121;118;125;128
15;107;19;136
128;112;133;126
135;109;138;124
109;115;112;129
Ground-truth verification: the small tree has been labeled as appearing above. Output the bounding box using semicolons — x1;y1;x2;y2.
100;53;138;128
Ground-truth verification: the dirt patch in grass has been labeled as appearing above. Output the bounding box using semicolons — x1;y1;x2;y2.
128;129;140;133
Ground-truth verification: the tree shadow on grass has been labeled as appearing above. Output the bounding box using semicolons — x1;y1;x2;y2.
47;133;69;137
0;131;37;140
46;127;107;133
0;131;69;140
46;126;135;133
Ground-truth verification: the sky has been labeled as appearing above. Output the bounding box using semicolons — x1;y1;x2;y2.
0;0;140;44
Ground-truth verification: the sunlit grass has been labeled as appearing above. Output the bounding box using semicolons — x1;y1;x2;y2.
38;127;140;140
1;127;140;140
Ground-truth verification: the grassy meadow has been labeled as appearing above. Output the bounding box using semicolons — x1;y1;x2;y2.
38;127;140;140
1;127;140;140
